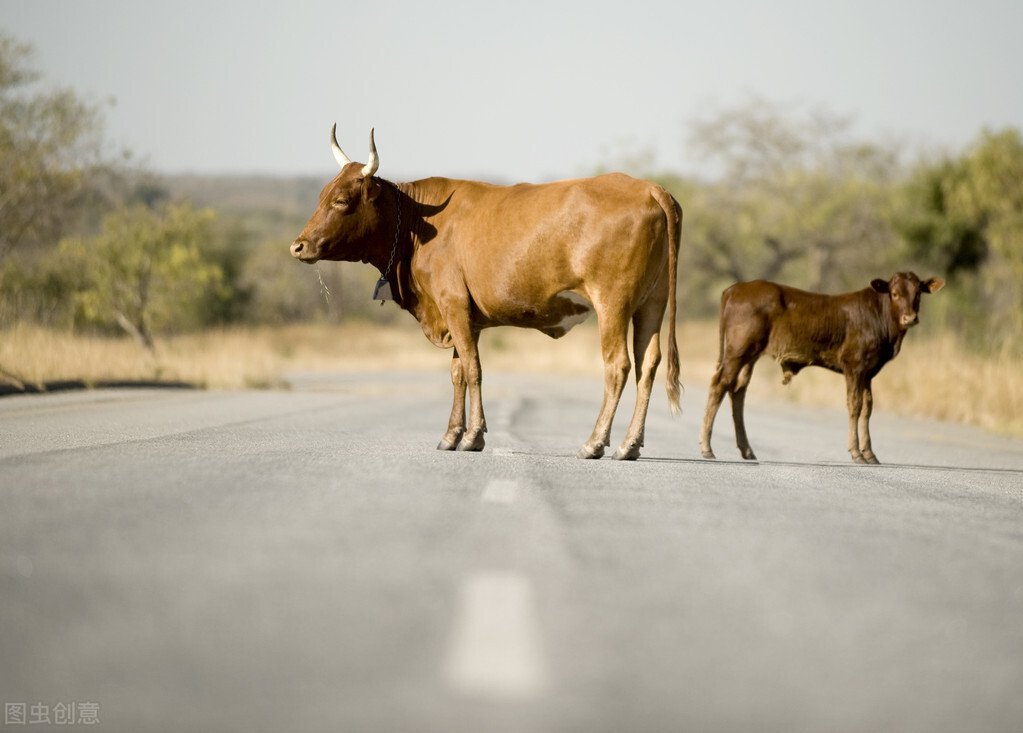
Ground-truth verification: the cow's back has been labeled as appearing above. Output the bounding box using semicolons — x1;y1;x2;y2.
420;173;672;321
447;172;668;261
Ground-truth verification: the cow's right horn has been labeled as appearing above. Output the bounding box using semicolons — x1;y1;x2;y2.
362;128;379;178
331;123;352;168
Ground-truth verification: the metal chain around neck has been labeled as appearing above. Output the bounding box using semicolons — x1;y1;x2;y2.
382;180;401;279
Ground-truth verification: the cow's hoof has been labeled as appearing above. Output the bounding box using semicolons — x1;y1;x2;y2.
437;428;465;451
741;450;758;461
612;441;641;461
456;430;485;452
864;453;881;465
576;443;605;459
852;454;869;465
701;450;716;460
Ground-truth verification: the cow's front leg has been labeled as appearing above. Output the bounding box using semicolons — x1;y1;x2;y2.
437;350;467;451
845;371;868;464
858;381;880;464
448;325;486;452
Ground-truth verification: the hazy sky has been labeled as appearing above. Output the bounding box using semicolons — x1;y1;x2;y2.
2;0;1021;183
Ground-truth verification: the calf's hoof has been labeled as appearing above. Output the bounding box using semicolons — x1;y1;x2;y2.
741;449;758;461
576;442;605;460
701;449;716;460
612;441;641;461
851;454;869;465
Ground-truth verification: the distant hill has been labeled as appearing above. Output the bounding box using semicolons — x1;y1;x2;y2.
159;174;329;219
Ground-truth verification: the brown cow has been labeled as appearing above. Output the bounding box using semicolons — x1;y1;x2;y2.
291;127;682;459
699;273;944;464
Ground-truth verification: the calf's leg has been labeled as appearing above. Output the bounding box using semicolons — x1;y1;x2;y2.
730;362;757;460
845;371;869;464
858;381;880;464
701;358;743;459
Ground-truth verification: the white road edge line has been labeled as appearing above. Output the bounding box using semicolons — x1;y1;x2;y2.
443;571;548;699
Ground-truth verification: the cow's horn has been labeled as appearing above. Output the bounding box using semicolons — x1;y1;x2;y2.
362;128;379;178
331;123;352;168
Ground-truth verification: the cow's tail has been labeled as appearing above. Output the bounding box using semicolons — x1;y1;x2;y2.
655;187;683;416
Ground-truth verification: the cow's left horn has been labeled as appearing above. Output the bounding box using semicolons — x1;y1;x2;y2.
331;123;352;168
362;128;379;178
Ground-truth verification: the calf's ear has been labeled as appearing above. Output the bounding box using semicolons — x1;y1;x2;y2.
870;279;890;293
923;277;946;294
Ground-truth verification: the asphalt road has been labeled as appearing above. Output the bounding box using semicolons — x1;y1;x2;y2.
1;370;1022;732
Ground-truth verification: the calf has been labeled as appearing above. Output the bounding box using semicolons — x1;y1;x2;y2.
699;272;945;464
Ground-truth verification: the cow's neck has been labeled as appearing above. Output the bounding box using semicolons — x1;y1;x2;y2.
375;179;459;325
367;180;414;311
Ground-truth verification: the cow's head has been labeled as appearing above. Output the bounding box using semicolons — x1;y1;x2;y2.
290;126;384;264
871;272;945;329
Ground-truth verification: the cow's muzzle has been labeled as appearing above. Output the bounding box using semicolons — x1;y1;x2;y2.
290;238;319;263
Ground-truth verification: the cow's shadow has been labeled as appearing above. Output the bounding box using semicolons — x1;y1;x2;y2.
395;186;451;247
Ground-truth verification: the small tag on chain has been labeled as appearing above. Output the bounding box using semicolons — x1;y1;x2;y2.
373;277;393;303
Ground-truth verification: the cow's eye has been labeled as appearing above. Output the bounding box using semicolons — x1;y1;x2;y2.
891;292;900;300
332;198;350;209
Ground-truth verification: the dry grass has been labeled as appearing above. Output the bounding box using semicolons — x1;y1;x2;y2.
2;321;1021;437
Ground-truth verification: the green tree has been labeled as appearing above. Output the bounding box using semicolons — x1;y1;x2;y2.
899;128;1023;348
60;204;226;351
681;98;902;313
0;32;118;259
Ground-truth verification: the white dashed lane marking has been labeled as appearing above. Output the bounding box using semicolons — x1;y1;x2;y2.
481;478;519;504
443;571;548;699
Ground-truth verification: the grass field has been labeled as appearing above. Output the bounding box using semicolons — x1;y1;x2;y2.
2;321;1021;437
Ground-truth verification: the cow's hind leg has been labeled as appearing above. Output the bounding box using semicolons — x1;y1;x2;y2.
578;310;631;459
437;350;467;451
612;300;666;460
731;362;757;460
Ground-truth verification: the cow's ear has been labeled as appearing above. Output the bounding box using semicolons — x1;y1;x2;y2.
870;279;890;293
363;176;383;202
923;277;945;294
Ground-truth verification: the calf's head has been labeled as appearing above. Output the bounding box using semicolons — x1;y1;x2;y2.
290;126;384;264
870;272;945;329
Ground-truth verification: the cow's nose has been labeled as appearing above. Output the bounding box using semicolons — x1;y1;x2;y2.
291;239;309;259
902;313;919;327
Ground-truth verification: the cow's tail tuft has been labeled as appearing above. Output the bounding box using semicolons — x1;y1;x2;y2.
657;187;683;416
